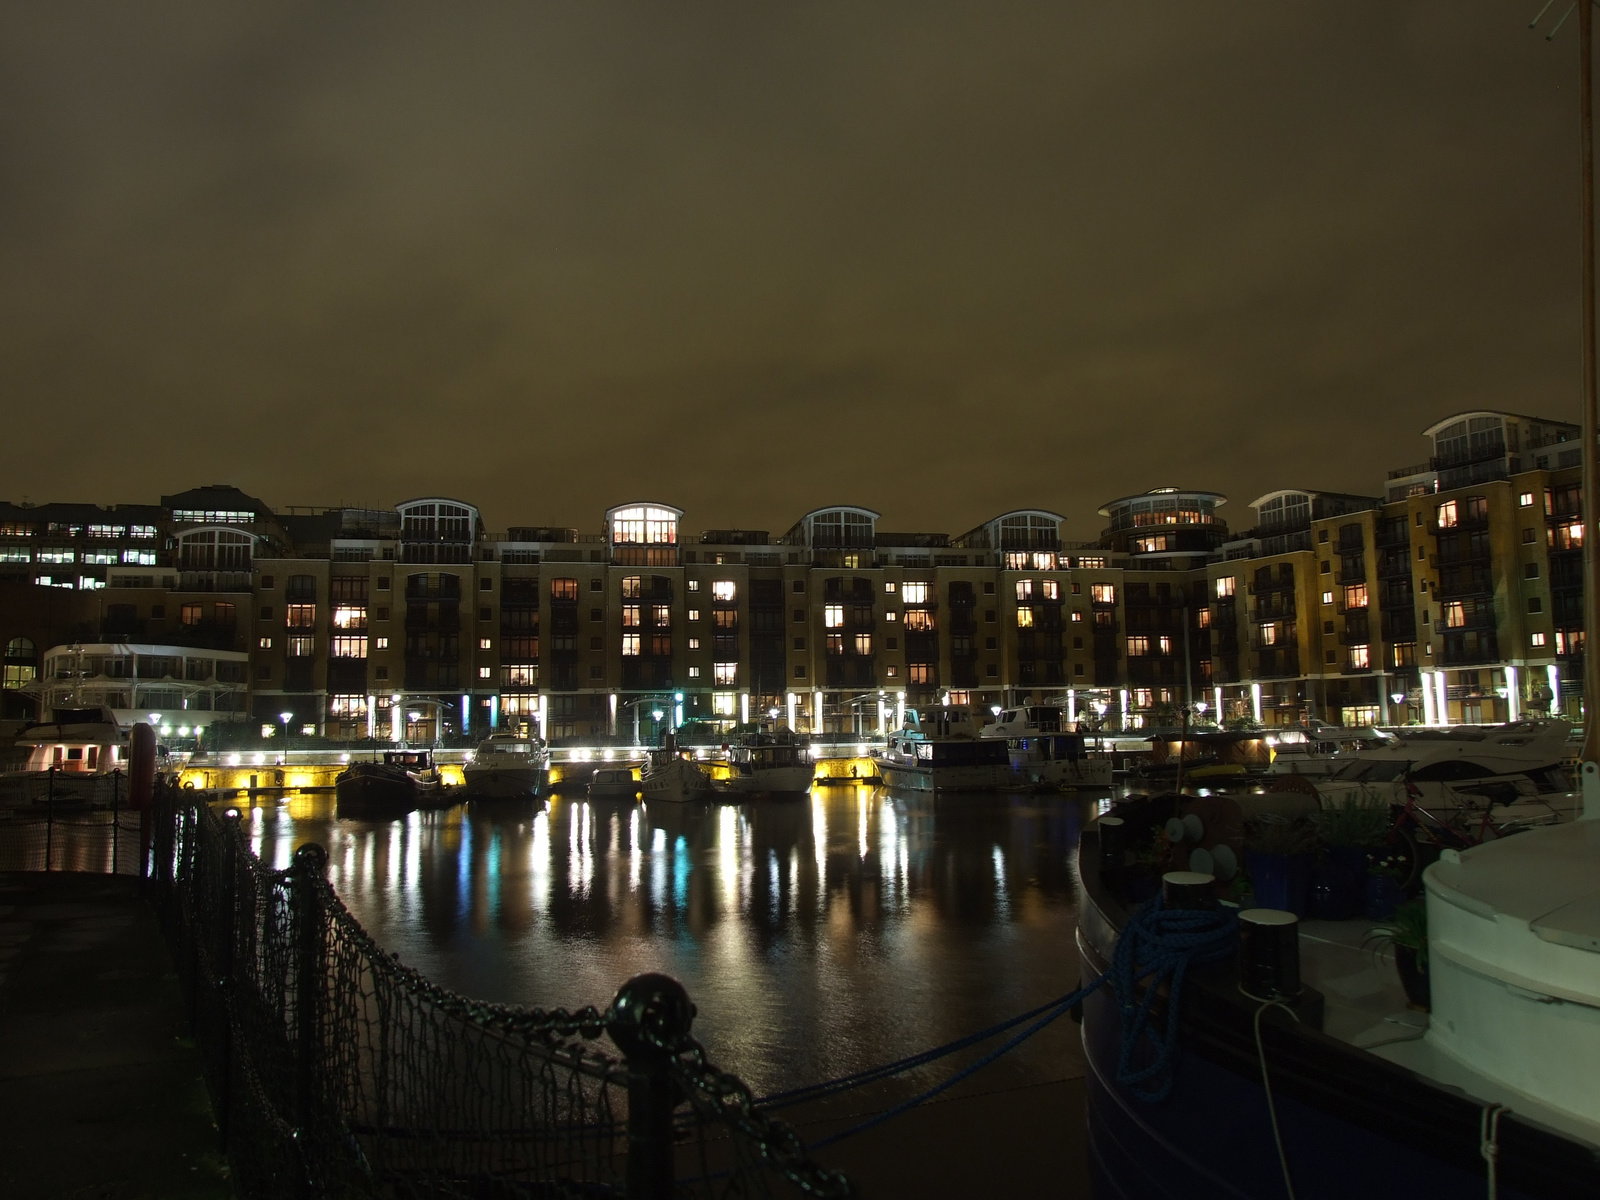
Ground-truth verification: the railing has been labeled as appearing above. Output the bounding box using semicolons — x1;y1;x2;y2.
1386;462;1431;480
140;788;851;1200
0;769;141;873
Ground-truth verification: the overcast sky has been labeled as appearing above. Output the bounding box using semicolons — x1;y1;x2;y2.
0;2;1587;540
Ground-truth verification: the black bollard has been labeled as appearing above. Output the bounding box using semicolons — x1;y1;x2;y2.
1238;908;1302;1002
1161;870;1217;910
1097;816;1126;875
609;973;697;1200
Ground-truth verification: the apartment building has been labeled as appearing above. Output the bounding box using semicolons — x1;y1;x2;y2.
0;409;1586;739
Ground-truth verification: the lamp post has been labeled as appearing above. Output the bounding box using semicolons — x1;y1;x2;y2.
1390;691;1408;727
407;710;421;745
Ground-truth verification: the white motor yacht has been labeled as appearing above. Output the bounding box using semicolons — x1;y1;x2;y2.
2;706;142;804
640;736;711;803
463;732;548;799
1316;717;1576;826
715;729;813;798
587;766;640;801
981;705;1113;789
1266;719;1392;777
872;706;1013;793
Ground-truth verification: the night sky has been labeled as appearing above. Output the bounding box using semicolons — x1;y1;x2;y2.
0;3;1587;540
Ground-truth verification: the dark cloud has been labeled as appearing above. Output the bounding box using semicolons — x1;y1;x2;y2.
0;2;1585;538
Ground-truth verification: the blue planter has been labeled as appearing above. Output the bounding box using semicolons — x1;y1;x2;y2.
1363;873;1405;921
1245;851;1312;917
1311;856;1361;921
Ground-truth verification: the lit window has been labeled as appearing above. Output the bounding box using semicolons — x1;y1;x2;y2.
824;605;844;628
551;578;578;601
1322;591;1333;605
332;605;367;630
909;664;933;684
654;604;671;625
611;506;678;545
1091;584;1115;604
258;637;272;650
712;580;736;602
1259;624;1277;646
1437;500;1458;529
904;610;935;632
82;551;116;565
853;634;872;655
688;579;700;592
1133;536;1169;553
902;582;930;604
714;662;737;685
1519;492;1535;507
1196;608;1211;628
1016;607;1034;628
1134;689;1153;708
122;549;156;565
621;605;641;627
1005;551;1030;569
1343;584;1368;609
1070;611;1083;622
1158;635;1172;655
478;637;491;650
885;664;899;677
479;666;492;679
1127;636;1149;656
286;604;316;628
884;610;897;622
712;693;736;715
688;609;700;622
287;636;314;657
1444;602;1465;628
688;665;701;678
1033;552;1056;571
375;637;389;650
688;637;700;650
1531;632;1547;648
130;525;157;539
1041;580;1059;600
330;636;367;658
181;604;202;626
1016;580;1033;601
621;576;641;599
1216;577;1235;598
827;633;844;655
622;634;641;656
885;582;897;593
37;548;75;564
1347;645;1370;670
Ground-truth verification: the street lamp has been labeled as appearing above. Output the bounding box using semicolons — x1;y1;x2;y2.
1391;691;1408;725
407;710;421;744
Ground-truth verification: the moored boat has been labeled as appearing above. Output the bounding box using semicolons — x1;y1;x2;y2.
714;728;813;798
587;766;640;800
640;736;711;803
871;706;1012;793
463;732;547;800
982;705;1113;789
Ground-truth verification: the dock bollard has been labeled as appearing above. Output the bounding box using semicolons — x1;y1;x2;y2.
1097;816;1126;875
1237;908;1302;1002
1161;870;1217;910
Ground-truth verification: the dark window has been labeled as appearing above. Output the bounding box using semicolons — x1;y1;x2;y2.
1318;530;1329;543
792;579;805;592
985;637;997;650
151;605;165;619
481;577;493;591
261;575;276;588
1525;562;1540;579
983;582;995;595
1528;597;1543;614
794;608;805;622
480;606;492;621
590;636;603;650
794;637;806;650
590;578;603;592
794;664;806;677
886;637;897;650
259;606;273;620
985;609;996;622
590;607;603;621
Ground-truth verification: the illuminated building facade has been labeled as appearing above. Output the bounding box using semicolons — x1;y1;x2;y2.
0;409;1588;738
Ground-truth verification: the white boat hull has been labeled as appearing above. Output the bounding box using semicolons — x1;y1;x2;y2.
1010;756;1114;789
641;760;711;803
878;761;1015;793
718;764;814;796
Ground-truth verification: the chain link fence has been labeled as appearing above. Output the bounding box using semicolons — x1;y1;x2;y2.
0;769;143;874
146;784;852;1199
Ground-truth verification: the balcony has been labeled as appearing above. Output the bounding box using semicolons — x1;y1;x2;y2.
1336;562;1367;584
1432;566;1494;600
1387;461;1432;480
177;570;254;593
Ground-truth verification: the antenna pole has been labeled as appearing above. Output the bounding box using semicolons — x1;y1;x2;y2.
1580;0;1600;816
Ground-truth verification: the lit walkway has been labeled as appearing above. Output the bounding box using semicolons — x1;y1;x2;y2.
0;872;230;1200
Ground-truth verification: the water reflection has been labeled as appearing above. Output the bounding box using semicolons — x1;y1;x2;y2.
248;786;1091;1095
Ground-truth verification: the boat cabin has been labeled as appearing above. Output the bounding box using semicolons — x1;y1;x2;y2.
902;706;981;740
16;707;127;774
384;749;434;771
985;706;1064;738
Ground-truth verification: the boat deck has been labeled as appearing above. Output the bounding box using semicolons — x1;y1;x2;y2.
1297;915;1600;1150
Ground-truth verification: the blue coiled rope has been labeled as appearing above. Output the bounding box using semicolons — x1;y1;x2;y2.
757;894;1239;1149
1110;895;1241;1103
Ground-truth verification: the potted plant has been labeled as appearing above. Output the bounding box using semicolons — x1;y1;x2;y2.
1310;797;1392;920
1362;851;1409;920
1243;815;1316;916
1365;900;1430;1009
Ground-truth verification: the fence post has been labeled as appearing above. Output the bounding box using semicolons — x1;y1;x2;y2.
608;973;695;1200
45;767;54;873
215;810;240;1144
290;842;329;1194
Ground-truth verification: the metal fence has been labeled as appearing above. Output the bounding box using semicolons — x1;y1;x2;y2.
0;769;143;874
147;784;852;1200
